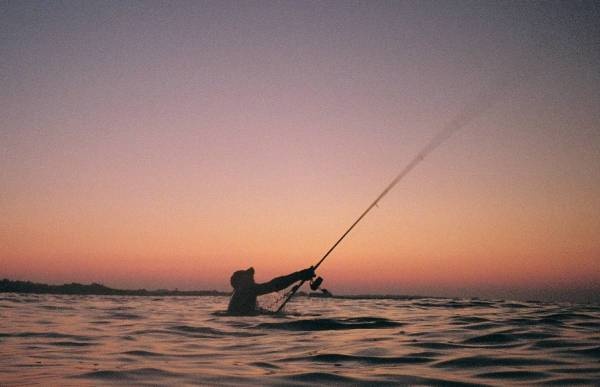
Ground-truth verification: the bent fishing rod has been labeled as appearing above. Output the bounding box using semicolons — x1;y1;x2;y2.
275;130;457;312
275;88;503;313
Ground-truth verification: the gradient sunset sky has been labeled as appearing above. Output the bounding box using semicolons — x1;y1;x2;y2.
2;1;599;302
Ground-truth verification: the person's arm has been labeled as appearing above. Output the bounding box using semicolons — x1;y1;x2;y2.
254;267;315;295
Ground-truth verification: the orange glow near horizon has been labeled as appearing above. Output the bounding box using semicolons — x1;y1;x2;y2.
2;2;599;303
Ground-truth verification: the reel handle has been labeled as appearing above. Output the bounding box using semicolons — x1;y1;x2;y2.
310;276;323;291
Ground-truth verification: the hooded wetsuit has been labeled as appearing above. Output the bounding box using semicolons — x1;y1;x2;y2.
227;269;311;315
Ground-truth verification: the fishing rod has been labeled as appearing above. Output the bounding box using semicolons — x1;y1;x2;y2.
275;86;503;313
275;130;458;312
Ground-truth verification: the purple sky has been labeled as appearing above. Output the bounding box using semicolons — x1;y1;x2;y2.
2;1;599;302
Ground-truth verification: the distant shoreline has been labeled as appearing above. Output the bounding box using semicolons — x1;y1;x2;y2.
7;278;584;305
1;278;425;300
0;278;229;297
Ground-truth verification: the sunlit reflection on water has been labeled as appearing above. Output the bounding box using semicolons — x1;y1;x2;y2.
1;294;599;385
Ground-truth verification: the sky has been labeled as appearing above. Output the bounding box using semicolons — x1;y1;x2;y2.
1;1;599;303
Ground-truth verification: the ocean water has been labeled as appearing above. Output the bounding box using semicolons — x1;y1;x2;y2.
1;293;599;386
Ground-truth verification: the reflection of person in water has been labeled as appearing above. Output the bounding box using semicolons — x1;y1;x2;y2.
227;266;315;315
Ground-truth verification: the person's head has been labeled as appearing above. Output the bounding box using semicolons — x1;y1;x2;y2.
230;267;255;289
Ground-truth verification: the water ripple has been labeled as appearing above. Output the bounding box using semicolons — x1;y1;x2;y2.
2;293;599;385
76;367;181;380
284;353;434;365
257;317;402;331
435;355;566;368
462;331;521;345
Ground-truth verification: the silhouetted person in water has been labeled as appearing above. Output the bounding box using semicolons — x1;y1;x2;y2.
228;266;315;315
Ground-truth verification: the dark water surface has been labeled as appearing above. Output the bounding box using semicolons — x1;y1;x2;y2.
1;294;599;385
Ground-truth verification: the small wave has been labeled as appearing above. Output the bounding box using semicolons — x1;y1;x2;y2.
499;302;532;308
250;361;280;369
90;320;112;325
546;312;596;320
257;317;402;331
530;339;587;349
507;317;541;326
283;353;433;365
374;373;492;386
409;341;467;350
476;370;551;380
413;299;494;309
129;328;176;337
512;331;556;340
542;377;599;385
122;350;166;357
413;301;462;308
463;322;501;331
76;367;180;380
120;335;136;341
106;312;143;320
450;316;489;324
462;332;520;345
0;295;41;303
169;325;224;335
119;350;209;359
212;309;284;317
574;321;600;328
565;346;600;358
39;304;76;311
538;312;596;325
168;324;259;337
548;367;600;374
408;351;443;358
276;371;368;384
435;355;565;368
0;332;94;341
46;341;96;347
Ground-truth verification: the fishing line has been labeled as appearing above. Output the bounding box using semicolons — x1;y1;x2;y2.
275;78;513;313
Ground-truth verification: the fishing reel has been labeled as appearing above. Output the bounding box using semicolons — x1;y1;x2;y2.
310;276;323;291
